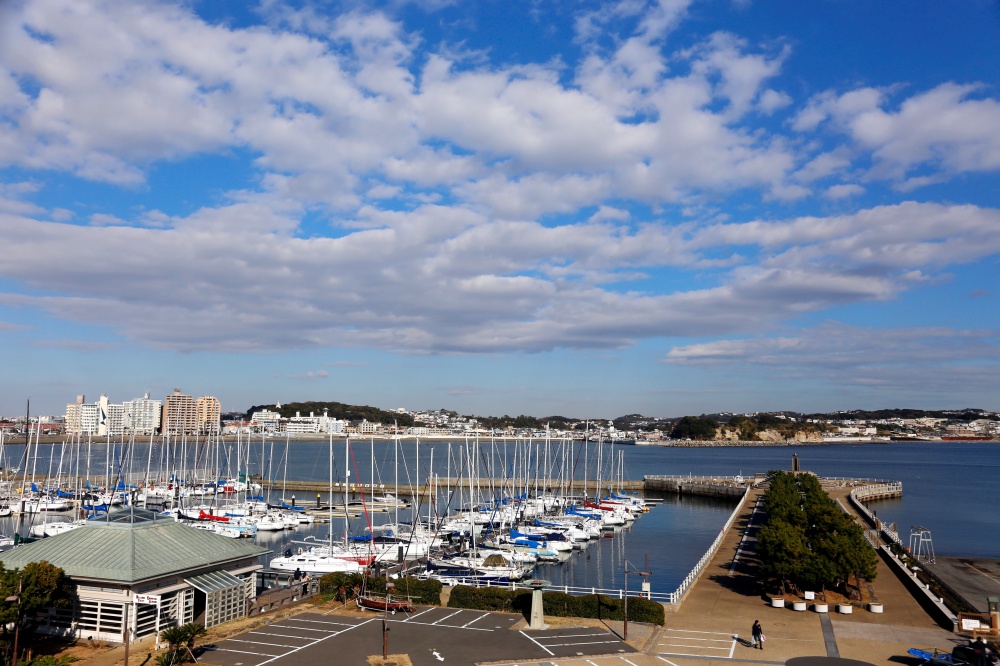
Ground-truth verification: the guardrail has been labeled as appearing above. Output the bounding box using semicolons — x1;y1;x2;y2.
848;482;905;550
425;486;750;606
422;575;674;602
667;485;752;605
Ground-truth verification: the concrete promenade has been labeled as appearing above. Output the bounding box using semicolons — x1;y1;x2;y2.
498;482;959;666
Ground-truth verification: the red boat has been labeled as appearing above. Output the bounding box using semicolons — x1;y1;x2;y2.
198;510;230;522
356;595;415;614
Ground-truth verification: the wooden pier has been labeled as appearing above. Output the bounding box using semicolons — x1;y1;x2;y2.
278;477;646;497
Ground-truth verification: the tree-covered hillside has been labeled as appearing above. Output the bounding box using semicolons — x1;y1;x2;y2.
244;401;415;427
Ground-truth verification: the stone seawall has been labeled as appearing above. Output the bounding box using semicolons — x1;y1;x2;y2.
643;475;749;498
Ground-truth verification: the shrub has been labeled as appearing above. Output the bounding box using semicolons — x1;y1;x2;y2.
447;585;518;612
317;574;441;606
448;586;665;625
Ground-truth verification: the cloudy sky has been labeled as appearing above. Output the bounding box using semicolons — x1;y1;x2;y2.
2;0;999;419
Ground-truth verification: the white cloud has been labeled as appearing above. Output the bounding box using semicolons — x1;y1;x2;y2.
1;200;997;355
794;83;1000;186
757;88;791;114
0;0;999;374
823;183;863;199
663;322;1000;393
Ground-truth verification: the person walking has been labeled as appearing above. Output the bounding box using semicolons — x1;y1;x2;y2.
751;620;764;650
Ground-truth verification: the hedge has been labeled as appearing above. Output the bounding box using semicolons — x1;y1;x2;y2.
318;573;443;606
447;586;664;625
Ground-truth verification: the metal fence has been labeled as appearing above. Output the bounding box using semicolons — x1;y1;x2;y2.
666;485;751;605
423;575;673;602
421;485;751;607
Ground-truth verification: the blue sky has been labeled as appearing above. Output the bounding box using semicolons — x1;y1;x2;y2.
2;0;999;419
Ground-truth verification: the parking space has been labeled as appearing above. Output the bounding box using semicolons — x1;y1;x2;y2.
200;608;635;666
655;628;738;660
397;606;521;630
204;615;375;666
520;626;636;658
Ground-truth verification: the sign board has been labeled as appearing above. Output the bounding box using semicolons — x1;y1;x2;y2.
961;618;982;631
804;591;815;600
134;594;161;605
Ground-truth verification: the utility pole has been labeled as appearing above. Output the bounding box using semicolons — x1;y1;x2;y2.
623;557;651;641
6;577;22;666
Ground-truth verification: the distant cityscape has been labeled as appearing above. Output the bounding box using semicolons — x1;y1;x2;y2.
1;391;998;443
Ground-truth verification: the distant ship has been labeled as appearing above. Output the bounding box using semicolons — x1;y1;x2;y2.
940;435;996;441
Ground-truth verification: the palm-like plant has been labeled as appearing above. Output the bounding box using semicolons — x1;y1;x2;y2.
158;623;207;665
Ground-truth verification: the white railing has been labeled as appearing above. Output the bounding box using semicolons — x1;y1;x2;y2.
423;575;673;602
824;477;897;484
666;485;751;605
849;482;905;550
851;481;902;501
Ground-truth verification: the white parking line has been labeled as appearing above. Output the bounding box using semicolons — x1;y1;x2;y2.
541;632;614;640
267;625;332;633
403;607;436;622
227;639;301;649
657;657;680;666
544;640;622;648
253;618;377;666
432;609;465;625
211;647;283;657
620;658;639;666
461;613;488;627
387;617;494;632
658;629;738;659
659;642;731;651
280;618;361;627
247;631;316;640
519;630;555;656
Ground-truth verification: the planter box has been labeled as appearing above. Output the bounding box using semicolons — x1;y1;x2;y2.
869;602;883;613
838;604;853;614
771;597;785;608
813;603;829;613
792;601;807;611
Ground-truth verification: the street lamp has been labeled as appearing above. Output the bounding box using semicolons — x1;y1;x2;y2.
623;557;651;641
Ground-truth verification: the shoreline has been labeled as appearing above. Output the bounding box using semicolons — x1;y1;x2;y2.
10;434;992;446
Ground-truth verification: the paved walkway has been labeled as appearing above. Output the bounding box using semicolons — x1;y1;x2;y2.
500;481;960;666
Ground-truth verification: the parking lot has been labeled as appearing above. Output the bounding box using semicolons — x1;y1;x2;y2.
202;607;636;666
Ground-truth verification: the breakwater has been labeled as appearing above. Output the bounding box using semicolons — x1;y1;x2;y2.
280;475;751;499
643;474;750;498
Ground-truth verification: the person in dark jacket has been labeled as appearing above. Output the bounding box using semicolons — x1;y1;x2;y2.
751;620;763;649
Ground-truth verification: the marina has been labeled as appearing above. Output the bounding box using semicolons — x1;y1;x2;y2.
1;435;997;606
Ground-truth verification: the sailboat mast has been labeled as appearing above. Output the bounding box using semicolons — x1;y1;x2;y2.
343;435;350;546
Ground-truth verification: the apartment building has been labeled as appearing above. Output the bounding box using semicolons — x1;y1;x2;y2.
196;396;222;434
123;392;162;435
162;389;198;435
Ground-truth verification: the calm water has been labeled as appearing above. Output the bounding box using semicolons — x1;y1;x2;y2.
4;438;997;593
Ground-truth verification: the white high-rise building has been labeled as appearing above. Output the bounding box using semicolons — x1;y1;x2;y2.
78;403;100;434
124;392;162;435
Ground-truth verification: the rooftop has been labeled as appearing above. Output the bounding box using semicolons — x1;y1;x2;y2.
0;508;268;585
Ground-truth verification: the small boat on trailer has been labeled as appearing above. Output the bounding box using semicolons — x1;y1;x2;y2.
356;594;415;614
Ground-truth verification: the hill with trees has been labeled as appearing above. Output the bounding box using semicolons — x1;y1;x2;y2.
244;401;415;427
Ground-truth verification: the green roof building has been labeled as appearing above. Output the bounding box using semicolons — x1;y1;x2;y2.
0;508;267;642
